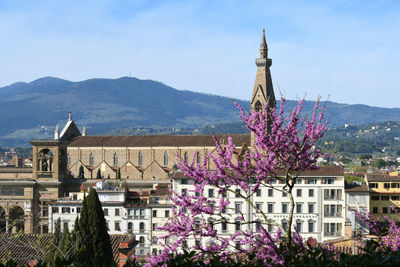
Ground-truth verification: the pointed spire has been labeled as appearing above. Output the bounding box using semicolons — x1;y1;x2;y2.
259;28;268;58
82;125;87;136
68;112;72;121
54;125;60;140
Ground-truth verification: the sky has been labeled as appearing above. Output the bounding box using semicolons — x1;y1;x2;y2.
0;0;399;108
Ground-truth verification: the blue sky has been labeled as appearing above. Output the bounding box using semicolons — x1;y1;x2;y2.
0;0;399;107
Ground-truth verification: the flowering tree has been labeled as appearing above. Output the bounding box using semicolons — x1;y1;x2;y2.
149;98;327;266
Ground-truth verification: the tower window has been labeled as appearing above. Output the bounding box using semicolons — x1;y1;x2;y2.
255;100;262;111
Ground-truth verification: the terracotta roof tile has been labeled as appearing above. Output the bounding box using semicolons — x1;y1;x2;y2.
0;233;130;265
67;134;250;147
345;184;370;192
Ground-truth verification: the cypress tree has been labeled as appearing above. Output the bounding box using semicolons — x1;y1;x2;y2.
58;227;71;260
86;187;113;266
47;218;61;265
96;169;102;179
117;168;121;179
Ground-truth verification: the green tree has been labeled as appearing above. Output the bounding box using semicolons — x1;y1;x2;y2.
78;165;84;179
96;169;102;179
117;168;121;179
74;188;113;266
47;218;61;265
360;154;372;160
373;159;387;168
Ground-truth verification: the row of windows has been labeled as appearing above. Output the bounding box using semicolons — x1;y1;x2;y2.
369;182;400;189
234;202;316;214
67;151;202;167
52;207;81;214
372;206;400;214
371;195;400;201
152;210;170;218
199;188;317;198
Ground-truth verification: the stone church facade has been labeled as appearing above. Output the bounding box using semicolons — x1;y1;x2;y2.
0;29;277;234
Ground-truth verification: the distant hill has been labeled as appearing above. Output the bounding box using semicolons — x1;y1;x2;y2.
1;76;400;147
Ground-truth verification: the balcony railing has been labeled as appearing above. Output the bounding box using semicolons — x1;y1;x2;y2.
324;195;341;200
127;215;147;220
324;212;342;217
324;231;340;237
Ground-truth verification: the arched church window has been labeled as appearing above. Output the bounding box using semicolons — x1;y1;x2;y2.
164;151;168;166
184;152;188;164
38;149;53;173
113;153;118;166
138;152;143;166
89;153;94;166
255;100;262;112
196;152;201;164
67;153;71;166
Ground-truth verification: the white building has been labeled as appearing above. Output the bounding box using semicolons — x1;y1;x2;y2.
345;183;370;237
172;166;345;244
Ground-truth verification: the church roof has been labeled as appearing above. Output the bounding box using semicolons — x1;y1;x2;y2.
67;134;250;147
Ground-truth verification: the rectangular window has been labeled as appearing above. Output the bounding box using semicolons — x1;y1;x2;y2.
392;183;400;188
349;195;355;204
268;189;273;197
371;195;379;200
106;221;109;231
181;188;187;196
42;206;48;217
373;207;379;214
306;178;317;184
282;222;288;231
222;221;227;232
391;196;400;201
61;207;70;214
208;189;214;198
267;224;273;232
282;203;288;213
383;207;388;214
381;196;390;201
268;203;274;213
235;202;242;213
77;207;81;213
181;179;188;184
296;222;302;232
256;202;262;211
384;183;390;189
52;207;59;214
282;191;287;197
42;225;48;234
165;210;170;217
115;222;120;231
235;189;241;197
153;210;157;218
369;183;378;188
297;189;302;197
359;195;366;204
152;223;157;231
323;178;334;184
296;203;302;213
295;178;303;184
235;221;241;231
309;189;314;197
104;208;108;216
256;189;261;197
115;208;120;216
0;187;24;196
308;221;314;233
308;203;314;213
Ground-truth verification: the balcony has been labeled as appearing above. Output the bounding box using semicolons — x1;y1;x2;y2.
127;215;147;220
324;212;342;218
324;195;341;200
324;231;341;237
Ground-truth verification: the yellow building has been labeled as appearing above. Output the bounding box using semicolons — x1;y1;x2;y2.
366;174;400;225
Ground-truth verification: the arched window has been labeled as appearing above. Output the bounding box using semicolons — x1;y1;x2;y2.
113;153;118;166
163;151;168;166
38;149;53;173
128;222;133;231
67;153;71;166
89;153;94;166
184;152;188;164
138;151;143;166
139;222;145;232
196;152;201;164
139;236;145;244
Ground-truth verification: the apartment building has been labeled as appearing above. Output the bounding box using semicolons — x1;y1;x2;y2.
345;183;370;236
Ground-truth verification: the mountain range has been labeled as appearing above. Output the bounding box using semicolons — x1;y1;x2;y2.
1;76;400;147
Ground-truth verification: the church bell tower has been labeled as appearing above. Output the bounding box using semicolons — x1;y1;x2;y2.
250;29;276;146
